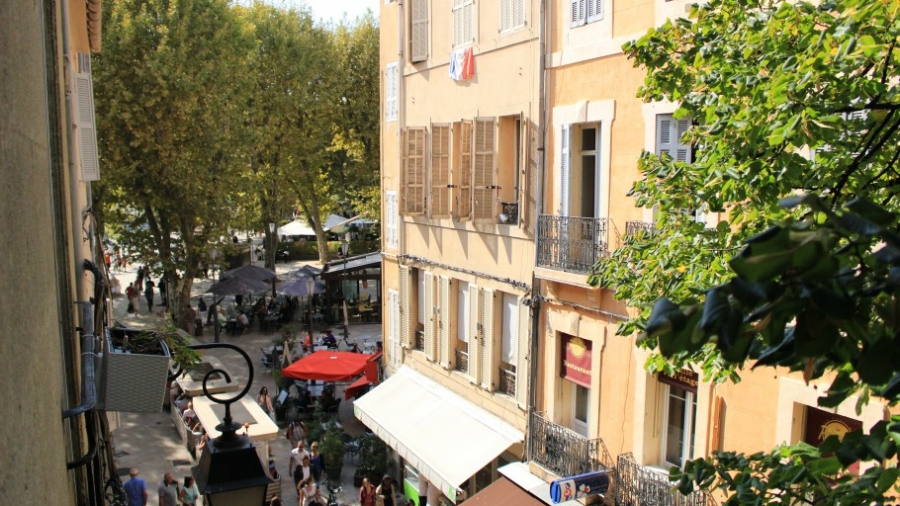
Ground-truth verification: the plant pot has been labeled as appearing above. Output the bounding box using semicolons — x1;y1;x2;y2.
353;469;367;488
100;327;172;412
325;465;343;482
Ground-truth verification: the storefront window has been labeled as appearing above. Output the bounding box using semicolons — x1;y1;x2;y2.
663;385;696;467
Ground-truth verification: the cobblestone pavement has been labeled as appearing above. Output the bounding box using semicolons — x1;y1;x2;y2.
110;259;384;506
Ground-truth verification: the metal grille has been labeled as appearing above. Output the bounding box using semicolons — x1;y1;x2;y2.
625;221;656;236
536;215;608;273
455;345;469;374
613;454;708;506
527;411;608;477
498;366;516;396
415;330;425;352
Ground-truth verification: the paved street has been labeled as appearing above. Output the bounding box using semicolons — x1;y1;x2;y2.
109;259;382;506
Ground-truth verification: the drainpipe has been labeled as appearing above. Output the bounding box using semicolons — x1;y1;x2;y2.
526;0;550;462
397;0;405;255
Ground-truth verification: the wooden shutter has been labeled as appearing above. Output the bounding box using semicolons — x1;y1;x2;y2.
457;120;473;220
75;54;100;182
423;272;437;361
513;0;525;27
464;0;474;44
515;297;530;407
439;276;452;369
560;124;571;216
430;124;452;218
411;0;428;62
399;266;411;348
500;0;512;31
472;118;497;221
403;127;427;215
480;288;496;391
521;121;538;231
467;285;481;384
587;0;603;23
570;0;586;26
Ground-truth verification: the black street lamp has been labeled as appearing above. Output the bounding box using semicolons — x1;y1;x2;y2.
340;236;350;343
170;343;273;506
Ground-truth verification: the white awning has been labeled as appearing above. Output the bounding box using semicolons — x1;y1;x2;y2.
353;366;524;502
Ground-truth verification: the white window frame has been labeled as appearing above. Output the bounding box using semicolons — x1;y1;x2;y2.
572;382;589;437
660;384;697;468
500;0;525;34
570;0;603;28
385;191;399;249
453;0;475;48
388;289;400;366
385;62;399;122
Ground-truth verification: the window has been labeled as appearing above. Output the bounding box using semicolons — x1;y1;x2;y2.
497;116;522;222
500;0;525;33
75;53;100;181
498;293;518;396
410;0;428;62
655;114;704;224
385;191;398;249
561;124;602;218
388;289;400;366
402;127;427;215
430;124;452;217
455;280;470;374
662;385;697;468
570;0;603;28
572;383;589;436
385;62;399;122
453;0;475;47
472;118;497;221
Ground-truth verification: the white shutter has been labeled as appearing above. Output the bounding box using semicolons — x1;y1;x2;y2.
439;276;452;369
464;0;474;44
411;0;429;62
501;0;511;32
513;0;525;28
399;267;411;348
74;58;100;182
480;288;495;391
453;0;464;47
515;297;530;407
587;0;603;23
675;118;692;162
467;284;481;384
385;62;398;122
424;272;437;361
560;124;571;216
389;289;400;366
570;0;586;27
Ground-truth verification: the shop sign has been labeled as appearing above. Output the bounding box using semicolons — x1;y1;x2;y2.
657;369;698;393
549;470;610;503
561;335;592;388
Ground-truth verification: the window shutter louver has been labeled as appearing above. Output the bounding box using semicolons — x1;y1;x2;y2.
656;115;674;159
457;120;473;220
430;124;452;218
439;277;452;369
411;0;429;62
389;289;400;365
521;122;538;231
513;0;525;28
399;266;411;348
403;127;427;215
424;272;437;361
74;55;100;182
570;0;586;26
515;297;530;407
587;0;603;22
385;63;398;122
480;288;495;391
453;0;464;47
467;284;481;384
464;0;474;44
560;124;571;216
501;0;511;32
472;118;496;221
675;118;691;162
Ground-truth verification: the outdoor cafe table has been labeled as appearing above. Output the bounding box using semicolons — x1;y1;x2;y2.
174;356;240;396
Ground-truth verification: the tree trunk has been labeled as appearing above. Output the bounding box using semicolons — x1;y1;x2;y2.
298;187;330;265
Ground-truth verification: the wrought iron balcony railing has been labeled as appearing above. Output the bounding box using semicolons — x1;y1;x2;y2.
498;366;516;396
537;215;608;273
455;346;468;374
415;330;425;352
625;220;657;236
614;453;709;506
527;411;610;478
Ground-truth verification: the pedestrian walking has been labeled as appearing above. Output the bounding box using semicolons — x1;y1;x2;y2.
144;278;155;310
158;276;167;306
179;476;199;506
157;472;180;506
126;282;139;316
123;468;148;506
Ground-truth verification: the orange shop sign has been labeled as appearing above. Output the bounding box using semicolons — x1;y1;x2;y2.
561;335;592;388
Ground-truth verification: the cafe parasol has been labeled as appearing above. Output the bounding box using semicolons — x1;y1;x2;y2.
281;350;372;382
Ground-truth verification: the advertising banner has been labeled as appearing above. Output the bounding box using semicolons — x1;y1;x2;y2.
549;470;610;503
561;335;592;388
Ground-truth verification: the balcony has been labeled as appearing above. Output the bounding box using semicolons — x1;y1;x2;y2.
614;453;709;506
625;220;656;236
528;411;611;478
537;215;608;273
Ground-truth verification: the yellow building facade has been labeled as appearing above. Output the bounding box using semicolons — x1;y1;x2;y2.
377;1;892;505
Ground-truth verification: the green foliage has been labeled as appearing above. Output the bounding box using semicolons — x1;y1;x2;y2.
357;433;388;476
320;425;345;469
598;0;900;502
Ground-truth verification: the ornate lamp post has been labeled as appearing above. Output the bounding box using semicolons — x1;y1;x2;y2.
306;276;315;333
170;343;273;505
340;235;350;342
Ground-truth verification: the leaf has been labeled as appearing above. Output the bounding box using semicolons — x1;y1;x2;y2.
645;298;687;339
700;287;729;332
845;198;895;226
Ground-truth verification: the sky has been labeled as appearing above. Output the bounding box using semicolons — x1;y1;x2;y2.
248;0;381;24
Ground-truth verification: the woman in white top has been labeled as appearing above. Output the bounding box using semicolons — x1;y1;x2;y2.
297;477;322;506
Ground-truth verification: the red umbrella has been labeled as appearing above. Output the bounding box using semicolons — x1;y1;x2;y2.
282;351;373;382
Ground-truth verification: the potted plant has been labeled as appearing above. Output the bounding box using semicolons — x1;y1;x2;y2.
320;426;345;484
101;324;199;413
353;433;388;487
